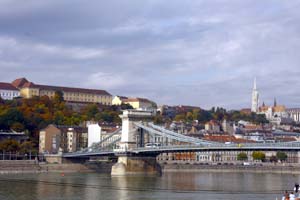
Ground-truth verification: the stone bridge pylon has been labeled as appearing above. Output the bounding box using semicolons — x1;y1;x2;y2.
111;109;161;176
118;110;154;151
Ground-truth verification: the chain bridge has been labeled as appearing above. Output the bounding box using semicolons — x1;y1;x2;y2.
61;110;300;175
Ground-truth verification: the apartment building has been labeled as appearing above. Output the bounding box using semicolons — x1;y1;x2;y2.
39;124;88;154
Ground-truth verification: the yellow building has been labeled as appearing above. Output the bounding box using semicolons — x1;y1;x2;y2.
123;98;156;110
112;95;156;110
112;96;129;105
12;78;112;105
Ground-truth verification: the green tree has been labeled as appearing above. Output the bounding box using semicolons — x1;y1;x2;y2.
197;110;213;122
174;114;185;122
276;151;288;162
186;112;193;122
84;104;99;120
20;141;37;154
252;151;266;161
54;90;64;103
53;111;64;125
120;103;133;110
237;152;248;161
0;139;20;152
192;109;200;120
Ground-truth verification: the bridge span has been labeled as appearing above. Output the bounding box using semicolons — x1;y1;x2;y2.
57;110;300;175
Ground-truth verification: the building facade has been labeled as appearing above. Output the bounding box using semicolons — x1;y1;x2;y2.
0;82;20;100
112;95;157;110
287;108;300;123
12;78;112;105
112;96;129;105
39;124;88;154
158;150;300;164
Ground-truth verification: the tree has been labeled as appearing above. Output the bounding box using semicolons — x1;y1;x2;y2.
237;152;248;161
252;151;266;161
276;151;288;162
54;90;64;103
120;103;133;110
0;139;20;153
153;115;163;124
174;114;185;122
84;104;99;120
186;112;193;122
20;141;37;155
0;95;4;104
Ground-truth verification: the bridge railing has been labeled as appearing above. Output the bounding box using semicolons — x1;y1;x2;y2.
131;141;300;152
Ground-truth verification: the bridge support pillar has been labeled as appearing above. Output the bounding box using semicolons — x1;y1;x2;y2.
111;155;161;176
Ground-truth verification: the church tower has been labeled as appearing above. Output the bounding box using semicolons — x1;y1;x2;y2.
251;77;259;113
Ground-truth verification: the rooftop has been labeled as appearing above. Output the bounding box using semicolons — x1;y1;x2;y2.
12;77;111;96
0;82;19;91
123;97;152;103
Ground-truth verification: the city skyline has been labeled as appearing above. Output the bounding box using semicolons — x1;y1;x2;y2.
0;1;300;109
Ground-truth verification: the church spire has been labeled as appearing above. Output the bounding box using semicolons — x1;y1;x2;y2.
274;98;277;107
251;77;259;113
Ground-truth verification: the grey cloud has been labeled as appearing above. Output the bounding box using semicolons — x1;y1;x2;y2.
0;1;300;109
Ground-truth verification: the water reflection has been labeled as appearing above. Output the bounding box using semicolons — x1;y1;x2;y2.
0;172;299;200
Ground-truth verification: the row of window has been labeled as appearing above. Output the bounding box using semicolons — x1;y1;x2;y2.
0;92;19;97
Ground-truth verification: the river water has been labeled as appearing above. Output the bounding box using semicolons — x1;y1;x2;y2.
0;171;298;200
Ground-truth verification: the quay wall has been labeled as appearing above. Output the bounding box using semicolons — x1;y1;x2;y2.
0;160;114;174
162;163;300;174
2;160;300;174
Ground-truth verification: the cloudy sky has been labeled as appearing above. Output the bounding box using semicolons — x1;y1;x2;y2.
0;0;300;109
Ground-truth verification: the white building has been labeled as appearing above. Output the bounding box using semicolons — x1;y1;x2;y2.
251;78;259;113
88;123;101;147
287;108;300;123
222;120;235;135
0;82;20;100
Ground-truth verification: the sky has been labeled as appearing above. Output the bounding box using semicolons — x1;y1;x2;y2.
0;0;300;109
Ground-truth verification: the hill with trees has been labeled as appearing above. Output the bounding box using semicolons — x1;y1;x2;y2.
0;93;132;152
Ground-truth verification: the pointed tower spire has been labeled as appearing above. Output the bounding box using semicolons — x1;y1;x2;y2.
251;77;259;113
262;101;265;107
274;98;277;107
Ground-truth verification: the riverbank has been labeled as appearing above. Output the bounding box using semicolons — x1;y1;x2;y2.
0;160;113;174
2;160;300;174
161;163;300;174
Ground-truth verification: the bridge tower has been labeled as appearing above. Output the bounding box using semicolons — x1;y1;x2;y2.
112;109;161;176
119;110;154;150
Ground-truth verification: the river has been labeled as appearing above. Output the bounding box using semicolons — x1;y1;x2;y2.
0;171;297;200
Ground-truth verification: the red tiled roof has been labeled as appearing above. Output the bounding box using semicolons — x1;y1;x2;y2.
11;78;29;88
204;135;255;143
12;78;111;96
22;82;36;88
0;82;19;91
275;137;297;142
22;82;111;96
